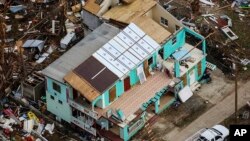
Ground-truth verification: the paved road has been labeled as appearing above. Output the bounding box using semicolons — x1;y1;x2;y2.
168;81;250;141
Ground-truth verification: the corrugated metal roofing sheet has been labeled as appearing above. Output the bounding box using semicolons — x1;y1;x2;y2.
92;23;160;80
42;23;120;82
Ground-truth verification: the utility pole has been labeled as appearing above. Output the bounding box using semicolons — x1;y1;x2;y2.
223;58;239;123
233;62;238;123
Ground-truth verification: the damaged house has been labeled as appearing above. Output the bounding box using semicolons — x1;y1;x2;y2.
42;0;207;140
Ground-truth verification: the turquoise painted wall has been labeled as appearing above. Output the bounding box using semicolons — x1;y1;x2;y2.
149;52;157;68
93;94;104;108
103;90;109;107
46;77;72;122
46;77;68;101
163;29;186;59
130;69;139;86
155;98;175;114
120;112;146;141
116;80;124;97
200;57;206;79
174;61;181;77
95;80;124;108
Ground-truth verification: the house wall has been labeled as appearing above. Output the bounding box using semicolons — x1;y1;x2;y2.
186;66;198;86
162;29;186;60
45;77;72;122
174;28;207;86
120;112;146;141
93;54;158;108
129;68;139;86
94;94;105;108
116;80;124;97
151;4;183;33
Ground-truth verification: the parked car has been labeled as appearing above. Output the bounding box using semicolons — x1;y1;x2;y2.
186;125;229;141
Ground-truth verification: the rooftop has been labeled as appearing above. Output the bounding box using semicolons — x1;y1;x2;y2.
42;23;120;82
133;16;172;44
63;23;161;102
82;0;101;15
102;0;156;23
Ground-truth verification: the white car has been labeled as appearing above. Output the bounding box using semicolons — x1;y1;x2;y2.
186;125;229;141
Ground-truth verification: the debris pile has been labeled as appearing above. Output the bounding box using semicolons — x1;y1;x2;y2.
161;0;250;77
0;0;90;140
0;0;86;97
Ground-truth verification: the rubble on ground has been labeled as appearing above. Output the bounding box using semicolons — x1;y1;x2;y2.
161;0;250;78
0;0;90;140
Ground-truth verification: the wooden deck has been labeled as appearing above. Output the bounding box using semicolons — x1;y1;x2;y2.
96;71;171;119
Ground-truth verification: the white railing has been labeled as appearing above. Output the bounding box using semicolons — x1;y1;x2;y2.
128;118;144;135
68;99;98;119
71;116;96;136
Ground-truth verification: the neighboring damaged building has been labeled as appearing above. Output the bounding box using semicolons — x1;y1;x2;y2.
81;0;103;30
42;0;207;140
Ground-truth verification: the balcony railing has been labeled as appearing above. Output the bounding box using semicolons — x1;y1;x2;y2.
128;118;145;135
68;99;98;119
71;116;96;136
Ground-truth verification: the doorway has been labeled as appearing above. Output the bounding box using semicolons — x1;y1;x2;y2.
109;86;116;103
144;60;150;77
124;76;131;91
189;68;196;85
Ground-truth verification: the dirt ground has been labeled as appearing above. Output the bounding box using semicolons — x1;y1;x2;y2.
197;69;234;104
222;105;250;128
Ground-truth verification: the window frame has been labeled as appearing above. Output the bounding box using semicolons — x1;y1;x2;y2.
172;36;177;45
58;100;63;104
52;82;61;93
160;17;168;27
148;56;153;66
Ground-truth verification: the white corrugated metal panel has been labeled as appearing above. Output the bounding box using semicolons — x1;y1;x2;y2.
108;40;126;53
138;40;154;54
128;48;143;60
117;32;134;46
124;51;140;64
97;49;129;75
129;23;145;37
123;28;140;42
89;23;161;80
143;35;160;50
118;55;136;69
93;53;123;78
113;36;129;50
131;44;148;58
103;43;121;58
97;48;115;62
111;60;129;74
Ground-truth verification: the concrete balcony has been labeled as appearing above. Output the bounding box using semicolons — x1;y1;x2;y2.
71;116;96;136
68;98;98;119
